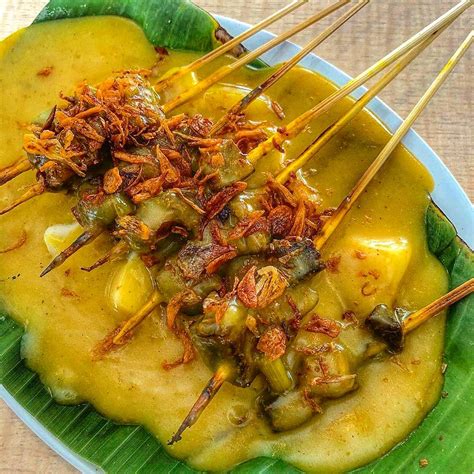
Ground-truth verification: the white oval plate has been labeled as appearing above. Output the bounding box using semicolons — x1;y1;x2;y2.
1;13;473;473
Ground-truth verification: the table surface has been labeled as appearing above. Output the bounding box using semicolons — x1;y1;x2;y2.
0;0;472;472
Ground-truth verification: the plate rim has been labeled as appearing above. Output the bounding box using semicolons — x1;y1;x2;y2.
1;12;473;473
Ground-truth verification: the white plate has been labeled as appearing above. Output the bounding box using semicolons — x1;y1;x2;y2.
1;13;473;473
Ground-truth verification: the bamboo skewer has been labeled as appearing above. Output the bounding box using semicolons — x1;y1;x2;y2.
112;291;164;345
81;241;129;273
161;0;351;114
40;230;102;277
0;183;44;216
404;278;474;333
153;0;309;93
365;278;474;358
0;158;31;186
92;290;163;356
210;0;369;136
246;0;472;165
275;24;447;184
168;364;232;445
314;31;473;249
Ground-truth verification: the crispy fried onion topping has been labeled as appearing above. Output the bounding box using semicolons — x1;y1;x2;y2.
24;130;90;177
103;167;123;194
177;242;237;280
203;292;233;325
257;326;287;360
260;176;330;240
304;315;341;338
227;210;269;241
162;326;196;371
205;181;248;220
116;216;153;243
166;289;200;330
237;265;288;309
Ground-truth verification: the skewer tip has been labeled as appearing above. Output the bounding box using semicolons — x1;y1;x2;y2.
0;158;32;187
40;230;100;277
0;183;44;216
81;241;129;273
168;365;231;445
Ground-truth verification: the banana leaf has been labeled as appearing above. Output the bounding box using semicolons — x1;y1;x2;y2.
1;1;473;472
34;0;222;52
34;0;267;66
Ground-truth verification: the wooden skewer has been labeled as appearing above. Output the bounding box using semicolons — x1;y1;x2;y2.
92;290;164;359
314;31;473;249
40;230;102;277
365;278;474;358
0;158;31;186
404;278;474;333
246;0;472;165
153;0;308;93
162;0;351;114
210;0;369;136
168;363;233;445
112;291;163;345
275;23;447;185
0;183;44;216
81;241;129;272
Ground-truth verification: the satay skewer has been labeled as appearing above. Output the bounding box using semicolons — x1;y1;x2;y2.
168;363;232;445
209;0;370;136
314;30;473;250
153;0;309;93
245;0;471;165
0;157;31;186
365;278;474;357
161;0;351;113
0;183;44;216
92;26;467;359
40;229;101;277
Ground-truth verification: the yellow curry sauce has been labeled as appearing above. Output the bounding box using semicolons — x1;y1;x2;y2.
0;17;448;472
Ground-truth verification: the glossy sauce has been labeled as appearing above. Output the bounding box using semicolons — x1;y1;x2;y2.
0;17;448;472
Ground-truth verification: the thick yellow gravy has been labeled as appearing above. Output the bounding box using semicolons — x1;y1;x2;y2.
0;17;448;472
